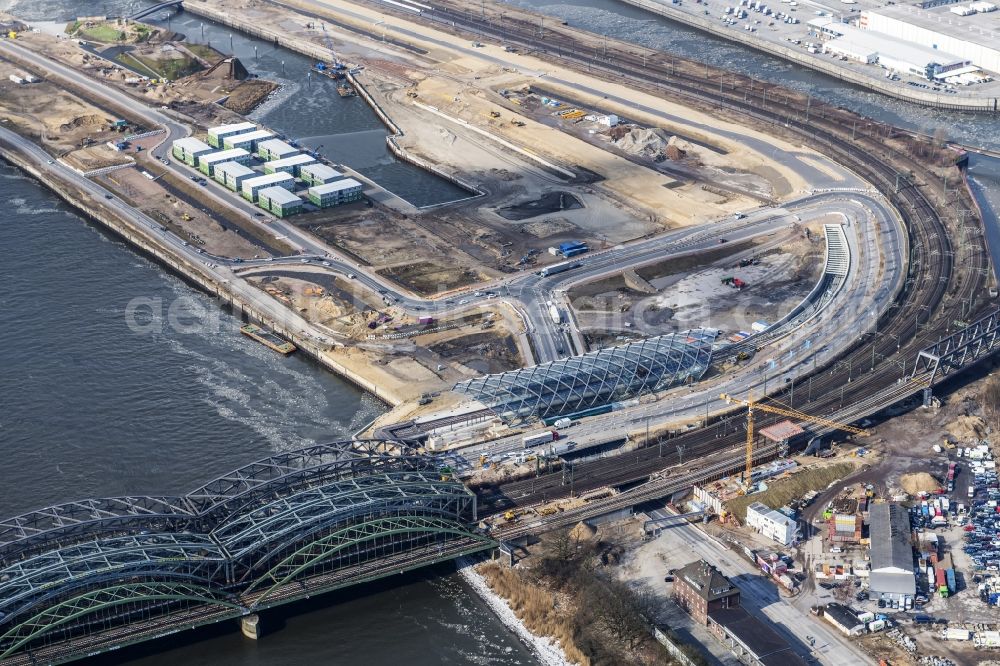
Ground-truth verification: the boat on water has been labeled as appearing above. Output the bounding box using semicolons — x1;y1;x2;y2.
337;83;357;97
312;62;346;79
240;323;296;355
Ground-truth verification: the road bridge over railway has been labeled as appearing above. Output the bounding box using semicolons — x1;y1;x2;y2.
0;440;493;665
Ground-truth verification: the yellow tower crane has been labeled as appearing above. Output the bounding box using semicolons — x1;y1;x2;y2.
719;393;871;483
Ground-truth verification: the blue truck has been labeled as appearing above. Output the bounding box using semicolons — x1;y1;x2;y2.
559;241;589;258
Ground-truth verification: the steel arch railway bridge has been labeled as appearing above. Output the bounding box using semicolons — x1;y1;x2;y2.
0;440;494;665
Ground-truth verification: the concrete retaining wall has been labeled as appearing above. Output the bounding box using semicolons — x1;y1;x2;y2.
619;0;998;113
184;2;482;203
0;139;397;406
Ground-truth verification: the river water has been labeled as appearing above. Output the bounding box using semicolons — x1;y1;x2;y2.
0;0;534;664
0;163;537;666
515;0;1000;149
0;0;998;662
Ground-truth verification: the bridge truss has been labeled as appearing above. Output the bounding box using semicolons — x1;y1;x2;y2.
912;307;1000;385
0;440;493;665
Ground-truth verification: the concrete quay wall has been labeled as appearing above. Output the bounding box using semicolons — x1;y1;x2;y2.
619;0;999;113
182;2;482;202
0;138;399;407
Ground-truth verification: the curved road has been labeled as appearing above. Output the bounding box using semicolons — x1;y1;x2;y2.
0;37;903;434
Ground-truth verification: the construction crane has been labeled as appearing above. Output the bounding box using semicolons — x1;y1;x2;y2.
719;393;871;484
314;25;346;76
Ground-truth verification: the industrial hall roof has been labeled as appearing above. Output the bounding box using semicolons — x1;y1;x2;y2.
869;503;914;573
709;607;808;665
454;330;714;422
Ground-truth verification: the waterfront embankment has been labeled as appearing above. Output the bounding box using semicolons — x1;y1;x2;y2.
0;133;403;406
617;0;998;113
456;559;577;666
179;0;484;204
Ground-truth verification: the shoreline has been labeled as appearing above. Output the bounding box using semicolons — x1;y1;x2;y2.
178;1;484;204
0;138;400;408
456;558;576;666
618;0;999;113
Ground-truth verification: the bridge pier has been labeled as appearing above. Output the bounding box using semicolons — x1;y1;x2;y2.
241;614;261;640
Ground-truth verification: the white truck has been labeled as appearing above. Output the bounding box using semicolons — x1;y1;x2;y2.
523;430;558;449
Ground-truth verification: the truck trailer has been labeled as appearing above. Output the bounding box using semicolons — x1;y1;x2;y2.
539;262;582;277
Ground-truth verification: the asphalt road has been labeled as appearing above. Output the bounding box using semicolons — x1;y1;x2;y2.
647;511;869;664
0;33;902;450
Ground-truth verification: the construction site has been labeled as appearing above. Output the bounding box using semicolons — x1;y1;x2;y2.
1;0;999;661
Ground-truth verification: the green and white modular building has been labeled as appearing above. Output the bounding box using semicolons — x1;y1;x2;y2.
223;129;275;152
257;186;303;218
206;122;258;148
299;163;343;186
264;153;316;177
214;161;256;191
171;137;214;166
197;148;252;176
256;138;299;162
308;178;364;207
242;172;295;202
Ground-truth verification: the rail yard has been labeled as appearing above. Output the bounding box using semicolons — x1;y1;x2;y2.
1;0;999;664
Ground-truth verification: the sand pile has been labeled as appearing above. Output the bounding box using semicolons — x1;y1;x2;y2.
946;415;987;442
568;521;597;542
59;114;108;132
900;472;940;495
614;127;672;159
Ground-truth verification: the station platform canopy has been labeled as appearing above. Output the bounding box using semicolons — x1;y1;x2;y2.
453;330;716;423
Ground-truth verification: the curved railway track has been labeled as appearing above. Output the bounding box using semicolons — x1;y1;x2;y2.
353;0;990;513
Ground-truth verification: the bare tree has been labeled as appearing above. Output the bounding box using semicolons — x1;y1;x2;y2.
981;375;1000;433
584;579;655;652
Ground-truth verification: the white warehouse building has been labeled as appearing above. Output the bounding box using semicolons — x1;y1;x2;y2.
817;20;969;77
861;5;1000;75
745;502;798;546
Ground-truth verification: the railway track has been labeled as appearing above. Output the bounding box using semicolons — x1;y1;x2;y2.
346;0;989;518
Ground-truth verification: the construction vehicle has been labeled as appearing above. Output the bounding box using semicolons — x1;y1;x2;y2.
439;466;454;482
313;25;347;78
511;119;526;127
489;110;501;118
406;91;418;98
503;510;519;522
180;213;193;221
720;393;871;484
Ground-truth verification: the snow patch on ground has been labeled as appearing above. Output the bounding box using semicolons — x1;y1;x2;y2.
457;558;575;666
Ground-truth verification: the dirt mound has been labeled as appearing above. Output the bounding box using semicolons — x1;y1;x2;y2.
614;127;672;159
900;472;940;495
569;521;596;542
59;114;109;132
945;415;987;442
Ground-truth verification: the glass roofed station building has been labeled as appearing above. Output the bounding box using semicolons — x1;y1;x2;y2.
454;331;715;422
